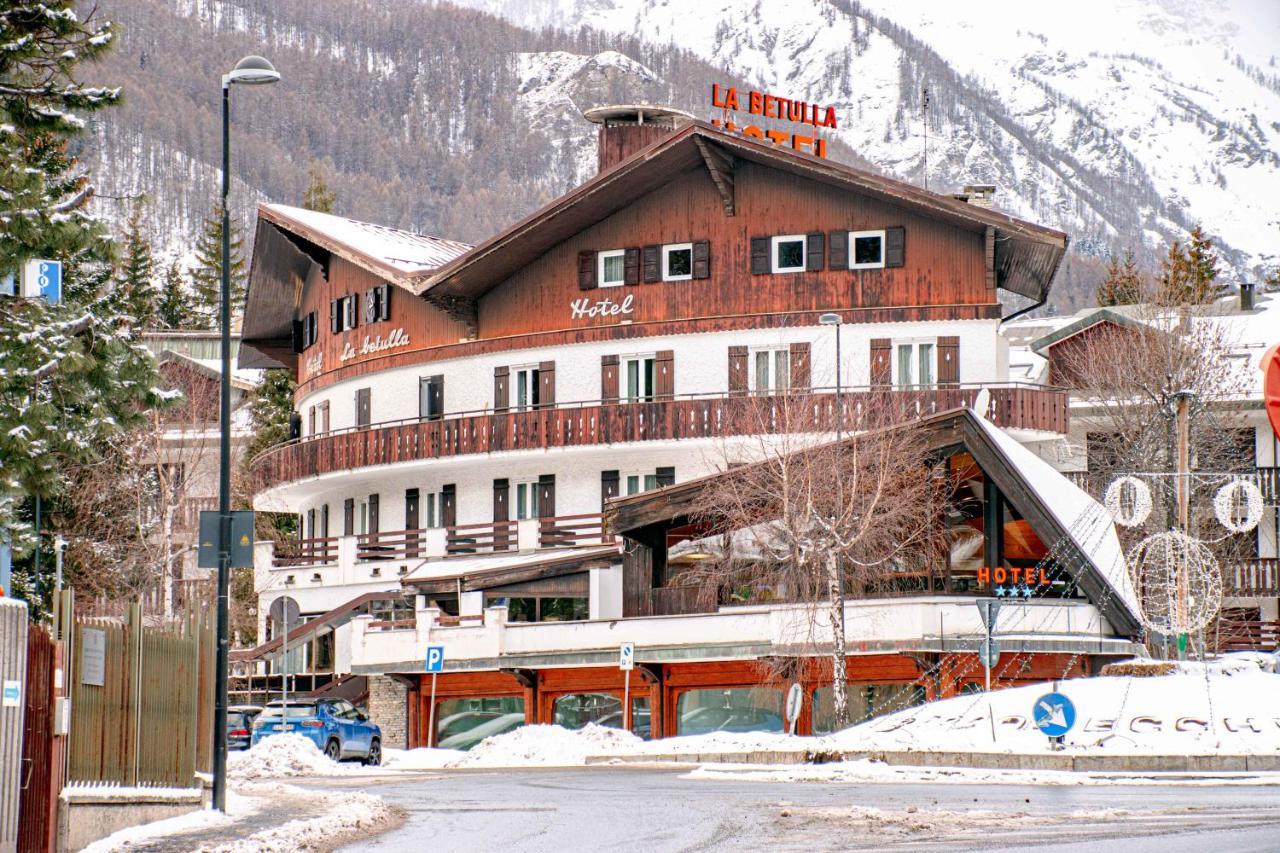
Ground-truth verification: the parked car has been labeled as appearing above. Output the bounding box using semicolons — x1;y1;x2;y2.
677;705;783;736
227;710;256;751
251;698;382;765
230;704;264;727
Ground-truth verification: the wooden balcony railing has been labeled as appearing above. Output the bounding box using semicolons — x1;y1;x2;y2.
446;519;517;556
357;529;425;562
272;536;338;568
1222;558;1280;597
1211;619;1280;652
539;513;612;548
250;384;1068;492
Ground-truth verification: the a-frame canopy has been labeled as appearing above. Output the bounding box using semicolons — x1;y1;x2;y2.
604;408;1140;637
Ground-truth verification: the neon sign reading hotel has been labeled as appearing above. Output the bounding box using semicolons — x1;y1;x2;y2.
710;83;839;158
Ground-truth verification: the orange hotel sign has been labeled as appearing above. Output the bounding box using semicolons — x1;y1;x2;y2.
710;83;839;158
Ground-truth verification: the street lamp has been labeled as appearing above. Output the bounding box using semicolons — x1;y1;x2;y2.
213;54;278;814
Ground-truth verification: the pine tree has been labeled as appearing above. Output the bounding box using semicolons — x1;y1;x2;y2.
189;206;246;328
302;163;337;213
1157;225;1220;306
115;198;158;327
244;369;297;462
1096;249;1144;306
155;261;197;329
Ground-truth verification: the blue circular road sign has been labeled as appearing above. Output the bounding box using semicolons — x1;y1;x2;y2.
1032;692;1076;737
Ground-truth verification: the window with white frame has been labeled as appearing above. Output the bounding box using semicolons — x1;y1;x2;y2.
622;355;656;402
514;480;540;520
894;341;936;387
598;249;626;288
663;243;693;281
750;348;790;393
357;500;369;535
624;471;660;496
771;235;806;273
512;365;540;410
421;491;444;528
848;230;886;269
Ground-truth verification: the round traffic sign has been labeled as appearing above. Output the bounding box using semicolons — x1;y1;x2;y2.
1032;691;1076;737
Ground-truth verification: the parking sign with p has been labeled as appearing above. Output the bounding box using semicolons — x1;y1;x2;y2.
425;645;445;673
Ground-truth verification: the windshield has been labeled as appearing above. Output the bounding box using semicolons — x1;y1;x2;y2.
257;704;318;721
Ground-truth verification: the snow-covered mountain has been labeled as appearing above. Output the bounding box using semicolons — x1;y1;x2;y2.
453;0;1280;290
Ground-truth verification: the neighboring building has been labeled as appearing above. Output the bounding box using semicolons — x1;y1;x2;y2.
234;112;1198;747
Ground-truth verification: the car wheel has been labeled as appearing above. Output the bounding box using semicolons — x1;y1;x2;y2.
324;739;341;761
365;738;381;767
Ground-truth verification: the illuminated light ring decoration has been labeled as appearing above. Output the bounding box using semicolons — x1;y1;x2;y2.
1263;342;1280;442
1127;530;1222;635
1213;478;1265;534
1103;475;1153;528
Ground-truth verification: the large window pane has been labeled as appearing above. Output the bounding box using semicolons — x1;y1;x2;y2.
918;343;935;386
539;597;588;622
754;351;770;391
436;696;525;750
774;351;789;390
602;253;625;284
676;687;784;736
811;683;926;734
896;344;913;386
775;239;804;271
553;693;621;729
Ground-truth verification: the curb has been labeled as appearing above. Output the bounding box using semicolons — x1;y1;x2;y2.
585;750;1280;772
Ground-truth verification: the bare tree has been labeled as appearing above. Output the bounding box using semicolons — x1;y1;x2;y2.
682;391;947;728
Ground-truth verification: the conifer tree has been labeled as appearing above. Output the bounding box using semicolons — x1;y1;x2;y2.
115;198;158;326
189;206;246;328
155;261;197;329
302;163;337;213
244;369;298;461
1157;224;1220;306
1096;249;1144;306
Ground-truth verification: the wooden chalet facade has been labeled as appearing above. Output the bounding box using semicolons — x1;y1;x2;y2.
236;114;1145;749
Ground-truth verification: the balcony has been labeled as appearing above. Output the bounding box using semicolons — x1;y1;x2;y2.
250;384;1068;493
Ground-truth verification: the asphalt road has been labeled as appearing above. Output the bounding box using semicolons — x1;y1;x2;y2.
317;766;1280;852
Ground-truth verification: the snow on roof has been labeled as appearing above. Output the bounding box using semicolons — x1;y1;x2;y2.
971;412;1139;622
260;203;471;277
402;545;619;583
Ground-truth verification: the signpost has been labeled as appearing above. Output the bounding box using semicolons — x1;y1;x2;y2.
269;596;301;729
425;645;444;746
1032;691;1076;747
975;599;1002;692
619;642;635;733
785;682;803;735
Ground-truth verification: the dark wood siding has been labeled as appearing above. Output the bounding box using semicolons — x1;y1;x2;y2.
937;336;960;387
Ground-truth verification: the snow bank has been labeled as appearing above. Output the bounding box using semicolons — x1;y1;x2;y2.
827;655;1280;755
80;791;257;852
228;733;360;780
450;723;644;767
381;747;466;771
197;790;393;853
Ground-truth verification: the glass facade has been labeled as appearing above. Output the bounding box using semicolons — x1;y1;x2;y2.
675;687;784;736
435;696;525;750
810;683;926;734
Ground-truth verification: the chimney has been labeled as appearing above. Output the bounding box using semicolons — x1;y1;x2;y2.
961;184;997;208
1240;281;1256;311
583;104;693;174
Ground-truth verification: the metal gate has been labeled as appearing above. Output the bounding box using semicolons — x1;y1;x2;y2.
17;623;60;853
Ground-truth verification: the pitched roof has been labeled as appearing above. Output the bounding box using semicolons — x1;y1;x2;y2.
422;121;1069;305
1028;308;1149;356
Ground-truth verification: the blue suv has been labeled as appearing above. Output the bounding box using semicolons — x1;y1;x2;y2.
251;698;382;765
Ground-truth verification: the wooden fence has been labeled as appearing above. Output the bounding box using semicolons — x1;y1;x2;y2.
66;601;215;788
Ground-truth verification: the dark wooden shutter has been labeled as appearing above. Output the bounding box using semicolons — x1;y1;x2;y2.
320;401;329;433
343;498;354;536
492;478;509;522
308;405;316;436
870;338;892;386
828;230;848;269
368;493;380;535
578;250;597;290
424;375;443;420
750;237;769;274
623;248;640;285
538;361;555;407
805;232;825;271
291;319;304;353
789;341;811;389
937;336;960;388
601;355;619;402
537;474;555;518
885;226;905;268
654;350;674;400
330;299;340;333
655;466;675;488
493;366;509;413
346;294;358;329
378;284;392;320
306;509;315;539
642;245;660;283
405;489;419;529
320;503;329;538
356;387;371;427
692;240;710;279
728;345;748;395
601;470;620;509
441;484;456;528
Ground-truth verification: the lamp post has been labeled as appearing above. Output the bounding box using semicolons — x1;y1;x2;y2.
819;313;843;442
818;312;848;720
214;55;279;814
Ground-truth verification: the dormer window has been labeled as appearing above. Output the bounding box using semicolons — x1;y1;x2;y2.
772;235;806;273
598;250;626;288
662;243;693;281
849;230;886;269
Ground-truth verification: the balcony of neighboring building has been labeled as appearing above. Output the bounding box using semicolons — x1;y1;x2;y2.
249;383;1069;495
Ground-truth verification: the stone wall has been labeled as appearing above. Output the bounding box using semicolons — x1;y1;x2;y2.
367;674;408;750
